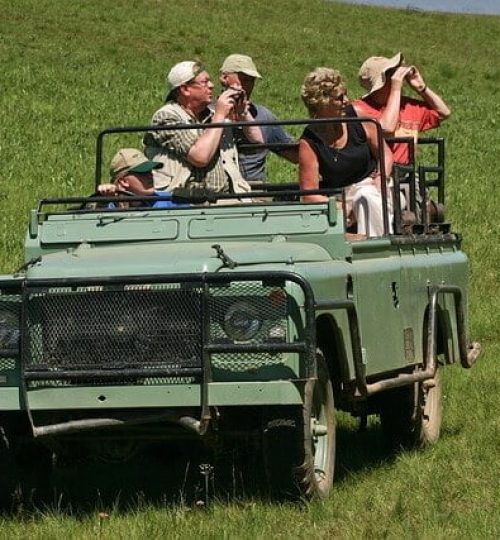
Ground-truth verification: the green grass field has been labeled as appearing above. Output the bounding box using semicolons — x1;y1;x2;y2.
0;0;498;537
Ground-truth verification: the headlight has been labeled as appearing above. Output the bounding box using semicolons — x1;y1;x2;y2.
223;301;262;342
0;312;20;356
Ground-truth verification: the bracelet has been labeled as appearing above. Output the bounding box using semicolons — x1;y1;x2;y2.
418;84;428;94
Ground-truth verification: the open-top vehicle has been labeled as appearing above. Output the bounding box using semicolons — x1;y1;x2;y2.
0;117;480;505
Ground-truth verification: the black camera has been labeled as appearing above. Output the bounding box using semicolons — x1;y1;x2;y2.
228;87;245;105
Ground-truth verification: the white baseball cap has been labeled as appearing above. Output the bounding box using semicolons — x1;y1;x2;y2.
166;60;204;101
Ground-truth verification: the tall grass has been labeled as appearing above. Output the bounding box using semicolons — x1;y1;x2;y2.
0;0;498;536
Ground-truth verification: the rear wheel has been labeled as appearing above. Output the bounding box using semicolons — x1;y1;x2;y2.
380;367;442;449
262;350;336;499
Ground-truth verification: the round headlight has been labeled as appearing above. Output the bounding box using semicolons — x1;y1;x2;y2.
223;301;262;342
0;312;20;354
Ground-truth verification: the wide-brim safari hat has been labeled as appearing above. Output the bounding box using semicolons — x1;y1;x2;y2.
358;52;404;98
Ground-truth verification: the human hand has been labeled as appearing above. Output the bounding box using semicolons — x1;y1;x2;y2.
391;66;414;87
229;87;248;118
97;183;118;196
405;65;426;93
214;88;242;119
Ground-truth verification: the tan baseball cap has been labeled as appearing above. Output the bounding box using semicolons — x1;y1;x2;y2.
166;60;204;101
110;148;162;180
358;52;404;98
220;54;262;79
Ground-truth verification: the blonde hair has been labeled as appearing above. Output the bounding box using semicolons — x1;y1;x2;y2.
301;67;346;115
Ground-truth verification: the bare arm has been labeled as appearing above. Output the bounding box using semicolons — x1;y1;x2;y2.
186;90;238;167
378;66;414;133
236;105;264;144
353;67;411;134
298;138;327;202
406;67;451;119
415;86;451;119
227;87;263;144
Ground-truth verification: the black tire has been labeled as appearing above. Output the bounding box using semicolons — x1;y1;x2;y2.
262;350;336;499
0;439;53;511
15;441;54;506
0;442;17;511
380;367;443;449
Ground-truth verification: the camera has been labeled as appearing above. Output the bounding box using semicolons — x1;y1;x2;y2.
228;87;245;105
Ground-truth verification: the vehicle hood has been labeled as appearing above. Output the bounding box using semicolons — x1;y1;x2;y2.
26;241;332;279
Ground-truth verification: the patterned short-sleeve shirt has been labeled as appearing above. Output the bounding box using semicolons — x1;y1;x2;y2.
144;102;230;192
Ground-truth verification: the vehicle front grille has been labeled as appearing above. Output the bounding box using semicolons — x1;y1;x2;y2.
22;280;290;384
24;285;203;374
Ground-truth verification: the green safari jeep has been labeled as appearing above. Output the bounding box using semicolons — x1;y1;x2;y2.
0;118;481;504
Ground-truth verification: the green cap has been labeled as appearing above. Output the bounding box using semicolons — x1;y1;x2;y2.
110;148;162;179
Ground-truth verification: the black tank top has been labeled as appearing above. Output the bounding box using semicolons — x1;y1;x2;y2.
300;105;377;188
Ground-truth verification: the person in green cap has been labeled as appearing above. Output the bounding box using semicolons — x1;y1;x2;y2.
97;148;186;208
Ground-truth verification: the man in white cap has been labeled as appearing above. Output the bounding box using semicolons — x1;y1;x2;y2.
143;61;262;195
352;52;451;165
220;54;298;182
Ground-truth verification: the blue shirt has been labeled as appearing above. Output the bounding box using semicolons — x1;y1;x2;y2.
235;103;295;181
151;191;189;208
107;191;189;209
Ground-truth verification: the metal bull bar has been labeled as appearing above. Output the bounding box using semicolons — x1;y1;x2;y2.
18;271;317;438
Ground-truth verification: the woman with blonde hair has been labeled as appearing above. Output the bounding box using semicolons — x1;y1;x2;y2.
299;67;394;237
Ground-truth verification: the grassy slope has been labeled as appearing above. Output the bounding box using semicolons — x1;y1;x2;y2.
0;0;498;536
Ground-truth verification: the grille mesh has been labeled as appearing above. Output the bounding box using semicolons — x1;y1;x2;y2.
22;281;289;384
24;286;203;372
0;358;16;371
211;352;285;372
0;293;21;358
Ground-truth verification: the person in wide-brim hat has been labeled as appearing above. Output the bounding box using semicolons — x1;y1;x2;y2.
352;52;451;166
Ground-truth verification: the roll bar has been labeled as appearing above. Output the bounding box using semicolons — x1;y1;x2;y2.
94;117;391;234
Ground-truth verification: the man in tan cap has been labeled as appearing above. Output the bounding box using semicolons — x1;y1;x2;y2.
220;54;298;182
143;60;262;195
352;52;451;165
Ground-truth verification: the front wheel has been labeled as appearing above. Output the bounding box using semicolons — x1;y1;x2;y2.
0;440;17;510
0;439;53;511
262;350;336;499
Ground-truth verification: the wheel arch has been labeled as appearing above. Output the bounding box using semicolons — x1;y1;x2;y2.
315;313;350;406
422;302;453;364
